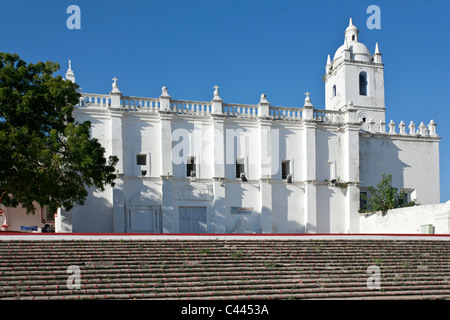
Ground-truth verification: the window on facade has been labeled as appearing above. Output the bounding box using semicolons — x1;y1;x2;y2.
401;191;410;205
360;192;368;210
332;85;336;97
136;154;147;166
236;158;245;178
186;156;196;177
402;192;408;205
359;72;367;96
352;35;355;41
281;160;290;180
42;206;54;222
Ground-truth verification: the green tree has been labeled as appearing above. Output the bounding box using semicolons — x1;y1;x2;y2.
361;174;417;215
0;52;118;214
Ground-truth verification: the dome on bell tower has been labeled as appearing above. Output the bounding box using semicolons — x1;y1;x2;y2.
332;18;372;64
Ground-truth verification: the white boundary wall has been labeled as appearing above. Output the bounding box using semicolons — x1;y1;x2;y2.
359;201;450;234
0;234;449;241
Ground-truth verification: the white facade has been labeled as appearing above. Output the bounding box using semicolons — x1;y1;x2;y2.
59;19;440;234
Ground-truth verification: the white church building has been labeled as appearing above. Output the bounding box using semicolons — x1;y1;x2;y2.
53;19;439;234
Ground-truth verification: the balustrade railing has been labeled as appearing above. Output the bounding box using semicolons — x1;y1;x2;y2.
80;94;111;108
121;96;160;112
313;109;344;123
171;100;212;115
223;103;258;118
270;106;302;120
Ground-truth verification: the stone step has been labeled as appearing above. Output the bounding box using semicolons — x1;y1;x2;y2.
3;287;450;300
0;238;448;300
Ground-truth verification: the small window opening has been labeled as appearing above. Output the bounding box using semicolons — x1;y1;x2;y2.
236;158;245;179
402;192;409;205
136;154;147;166
281;160;290;180
186;156;196;177
360;192;368;210
401;191;412;205
42;206;55;222
332;85;336;97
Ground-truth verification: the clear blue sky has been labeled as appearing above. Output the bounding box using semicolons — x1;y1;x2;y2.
1;0;449;202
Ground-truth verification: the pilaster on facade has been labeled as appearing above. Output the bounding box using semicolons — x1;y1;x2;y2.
260;181;273;233
112;177;125;233
110;112;124;174
342;105;360;183
342;104;360;233
211;115;226;178
301;94;318;233
211;111;227;233
212;178;226;233
159;111;174;177
345;185;360;233
304;183;317;233
161;176;174;233
257;114;274;232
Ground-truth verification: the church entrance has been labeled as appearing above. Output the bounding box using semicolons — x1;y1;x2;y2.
178;206;207;233
125;205;161;233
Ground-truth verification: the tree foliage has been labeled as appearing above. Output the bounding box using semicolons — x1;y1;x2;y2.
361;174;418;215
0;52;118;214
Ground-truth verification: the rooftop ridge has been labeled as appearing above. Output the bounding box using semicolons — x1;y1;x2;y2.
76;93;438;138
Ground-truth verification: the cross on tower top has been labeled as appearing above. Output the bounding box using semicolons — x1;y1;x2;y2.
213;85;221;100
111;77;121;93
303;91;313;107
304;92;312;103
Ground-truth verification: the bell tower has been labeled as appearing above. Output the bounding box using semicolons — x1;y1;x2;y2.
324;18;385;128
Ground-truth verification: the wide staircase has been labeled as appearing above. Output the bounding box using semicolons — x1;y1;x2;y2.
0;237;449;300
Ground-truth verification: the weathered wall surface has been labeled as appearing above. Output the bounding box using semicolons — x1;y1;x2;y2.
359;134;440;205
